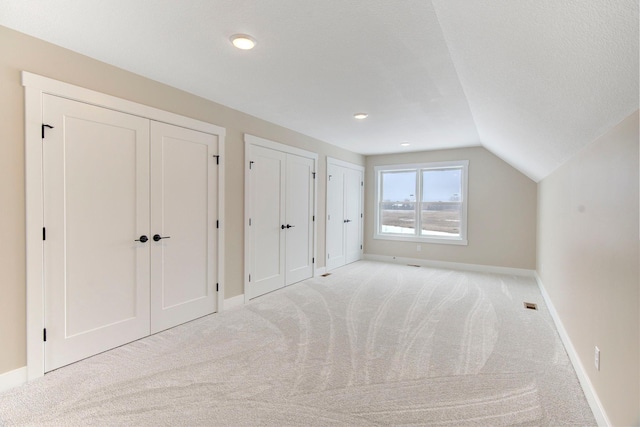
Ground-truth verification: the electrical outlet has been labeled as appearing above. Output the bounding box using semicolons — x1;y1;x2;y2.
417;244;421;252
594;346;600;371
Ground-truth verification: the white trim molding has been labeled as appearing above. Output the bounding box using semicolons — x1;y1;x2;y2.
244;134;319;161
535;274;611;427
364;254;535;277
243;134;319;304
327;157;365;171
0;367;27;393
326;157;365;272
23;71;226;381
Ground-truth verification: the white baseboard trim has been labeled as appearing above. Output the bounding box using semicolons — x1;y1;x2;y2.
0;366;27;393
314;266;327;276
535;274;610;427
223;294;245;310
363;254;535;277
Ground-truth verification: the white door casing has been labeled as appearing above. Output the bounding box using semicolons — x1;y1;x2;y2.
43;95;151;371
326;158;364;271
24;71;226;380
150;122;218;334
244;135;317;301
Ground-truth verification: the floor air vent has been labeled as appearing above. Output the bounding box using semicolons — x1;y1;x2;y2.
524;302;538;310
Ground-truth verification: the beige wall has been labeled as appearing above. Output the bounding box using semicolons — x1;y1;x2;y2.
0;25;363;376
537;111;639;426
365;147;537;269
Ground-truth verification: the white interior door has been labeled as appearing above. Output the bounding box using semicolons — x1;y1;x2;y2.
345;168;363;264
248;145;286;299
150;122;218;334
285;154;314;285
326;159;364;271
326;164;346;270
43;95;151;372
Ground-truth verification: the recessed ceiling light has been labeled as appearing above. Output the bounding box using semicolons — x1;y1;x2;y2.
353;113;368;120
230;34;256;50
400;142;410;147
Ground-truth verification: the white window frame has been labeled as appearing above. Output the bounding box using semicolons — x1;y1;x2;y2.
374;160;468;245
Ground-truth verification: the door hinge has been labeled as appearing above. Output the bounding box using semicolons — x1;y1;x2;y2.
41;124;54;138
361;181;363;186
42;227;46;241
361;213;363;218
216;220;219;229
248;274;251;282
327;253;330;259
312;257;315;264
312;172;316;179
216;283;219;292
249;161;254;169
212;155;220;165
312;215;315;222
43;328;47;342
249;218;252;226
360;245;363;250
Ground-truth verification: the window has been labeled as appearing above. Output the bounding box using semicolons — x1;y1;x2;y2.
374;160;468;245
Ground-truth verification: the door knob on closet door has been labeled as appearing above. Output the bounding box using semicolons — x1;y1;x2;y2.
153;234;171;242
281;225;286;230
286;224;295;228
135;235;149;243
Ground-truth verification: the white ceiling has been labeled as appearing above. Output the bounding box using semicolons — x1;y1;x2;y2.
1;0;637;181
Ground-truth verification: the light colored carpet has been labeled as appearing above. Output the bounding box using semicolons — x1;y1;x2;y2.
0;261;595;426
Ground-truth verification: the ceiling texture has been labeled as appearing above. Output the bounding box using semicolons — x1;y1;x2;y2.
1;0;638;181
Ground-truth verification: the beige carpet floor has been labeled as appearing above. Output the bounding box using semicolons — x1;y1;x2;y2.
0;261;595;426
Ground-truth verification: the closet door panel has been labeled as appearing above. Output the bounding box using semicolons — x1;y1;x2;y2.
285;154;314;285
326;160;363;271
150;122;217;334
43;94;150;372
248;146;286;299
345;168;363;264
326;164;346;270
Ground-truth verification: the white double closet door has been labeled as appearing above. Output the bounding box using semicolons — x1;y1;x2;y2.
246;139;315;300
326;159;364;271
43;95;218;371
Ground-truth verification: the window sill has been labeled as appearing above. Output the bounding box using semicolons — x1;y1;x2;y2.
373;233;468;246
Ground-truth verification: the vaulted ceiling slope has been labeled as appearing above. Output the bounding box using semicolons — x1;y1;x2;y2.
1;1;637;181
432;0;639;180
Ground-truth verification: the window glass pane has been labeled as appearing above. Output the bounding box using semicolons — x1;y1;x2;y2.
421;168;461;237
380;171;416;234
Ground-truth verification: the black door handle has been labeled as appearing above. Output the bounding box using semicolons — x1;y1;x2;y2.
343;219;351;223
153;234;171;242
135;235;148;243
281;225;286;230
286;224;295;228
